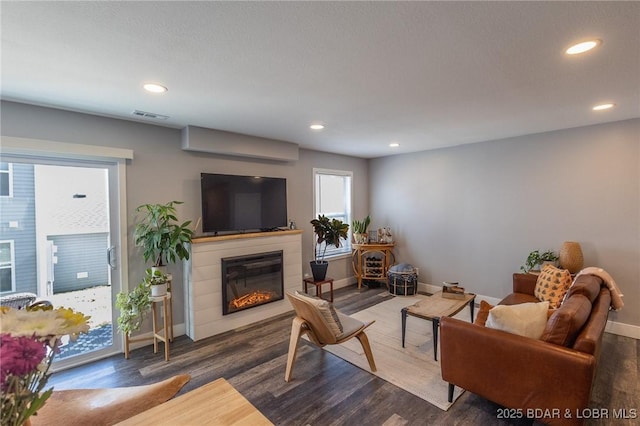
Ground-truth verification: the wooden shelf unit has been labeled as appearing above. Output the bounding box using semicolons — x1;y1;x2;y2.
351;243;395;289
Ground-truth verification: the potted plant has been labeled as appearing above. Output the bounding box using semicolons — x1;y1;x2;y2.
352;215;371;244
309;214;349;281
520;249;559;273
133;200;194;269
115;282;152;336
146;268;169;297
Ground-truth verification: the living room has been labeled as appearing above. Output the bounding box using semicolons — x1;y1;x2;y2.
1;1;639;425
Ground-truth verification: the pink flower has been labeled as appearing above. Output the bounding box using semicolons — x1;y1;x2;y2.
0;333;47;390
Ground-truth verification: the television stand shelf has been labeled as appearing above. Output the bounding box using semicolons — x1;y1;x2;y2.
192;229;302;244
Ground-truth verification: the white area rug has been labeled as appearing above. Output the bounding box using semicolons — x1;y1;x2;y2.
322;294;472;410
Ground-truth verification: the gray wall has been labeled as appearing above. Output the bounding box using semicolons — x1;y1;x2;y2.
370;118;640;327
3;100;638;330
0;101;369;327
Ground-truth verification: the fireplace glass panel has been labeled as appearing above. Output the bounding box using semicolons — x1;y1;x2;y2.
221;250;284;315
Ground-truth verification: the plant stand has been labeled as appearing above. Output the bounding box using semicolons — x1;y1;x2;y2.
151;293;172;361
303;277;334;302
124;292;173;361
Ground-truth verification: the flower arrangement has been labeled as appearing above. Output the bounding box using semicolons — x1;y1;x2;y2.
0;304;90;426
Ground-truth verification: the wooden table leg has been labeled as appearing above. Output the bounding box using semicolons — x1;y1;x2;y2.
124;333;130;359
163;297;170;361
168;293;173;342
401;307;408;348
432;317;440;361
152;301;158;354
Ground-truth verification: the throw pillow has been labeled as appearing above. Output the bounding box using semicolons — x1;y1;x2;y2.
534;264;572;308
294;291;343;335
485;301;550;339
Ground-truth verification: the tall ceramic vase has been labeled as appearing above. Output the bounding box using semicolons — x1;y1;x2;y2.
559;241;584;274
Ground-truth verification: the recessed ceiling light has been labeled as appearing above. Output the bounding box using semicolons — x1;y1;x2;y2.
310;124;325;131
389;143;400;148
143;83;168;93
565;39;602;55
592;103;615;111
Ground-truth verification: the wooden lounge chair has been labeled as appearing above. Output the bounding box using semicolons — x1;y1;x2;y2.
285;291;376;382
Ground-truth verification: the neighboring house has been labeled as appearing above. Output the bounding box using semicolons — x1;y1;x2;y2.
0;162;37;295
0;162;109;296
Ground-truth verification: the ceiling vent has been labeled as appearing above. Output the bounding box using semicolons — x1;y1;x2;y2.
131;110;169;120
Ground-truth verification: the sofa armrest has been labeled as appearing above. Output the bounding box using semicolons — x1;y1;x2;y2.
513;273;537;295
441;317;595;425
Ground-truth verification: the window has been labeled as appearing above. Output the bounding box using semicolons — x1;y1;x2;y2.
0;241;15;293
313;168;352;257
0;162;13;197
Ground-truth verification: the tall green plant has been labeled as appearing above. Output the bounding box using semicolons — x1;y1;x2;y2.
310;214;349;262
133;201;194;267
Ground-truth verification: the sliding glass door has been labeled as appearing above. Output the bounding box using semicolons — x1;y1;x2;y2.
0;154;124;368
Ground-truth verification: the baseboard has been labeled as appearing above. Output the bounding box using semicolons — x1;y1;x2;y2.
605;321;640;339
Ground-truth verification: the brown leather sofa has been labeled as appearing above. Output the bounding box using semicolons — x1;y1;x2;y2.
440;273;611;425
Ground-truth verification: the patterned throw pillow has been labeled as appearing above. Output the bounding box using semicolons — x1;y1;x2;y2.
294;291;343;336
534;264;572;308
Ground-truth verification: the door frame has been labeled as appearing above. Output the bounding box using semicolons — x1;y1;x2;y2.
1;136;132;370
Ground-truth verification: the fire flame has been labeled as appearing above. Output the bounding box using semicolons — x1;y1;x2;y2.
230;290;277;311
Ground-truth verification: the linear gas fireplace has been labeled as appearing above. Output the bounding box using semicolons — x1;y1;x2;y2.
221;250;284;315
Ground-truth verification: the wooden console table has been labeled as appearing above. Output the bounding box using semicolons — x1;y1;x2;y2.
116;378;273;425
351;243;395;289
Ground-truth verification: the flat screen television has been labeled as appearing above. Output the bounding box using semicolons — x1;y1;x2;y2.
201;173;288;234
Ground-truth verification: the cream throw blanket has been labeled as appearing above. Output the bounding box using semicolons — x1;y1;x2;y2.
575;267;624;310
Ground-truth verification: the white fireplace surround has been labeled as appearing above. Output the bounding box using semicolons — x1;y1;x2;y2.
184;230;302;341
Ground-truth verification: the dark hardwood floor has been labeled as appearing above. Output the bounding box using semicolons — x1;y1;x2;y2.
49;285;639;425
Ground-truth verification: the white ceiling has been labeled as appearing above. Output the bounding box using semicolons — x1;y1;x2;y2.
2;1;639;159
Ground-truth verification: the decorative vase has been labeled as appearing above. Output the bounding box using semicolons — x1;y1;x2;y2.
310;261;328;281
559;241;584;273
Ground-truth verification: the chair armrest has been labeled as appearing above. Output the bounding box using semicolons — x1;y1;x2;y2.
440;317;595;424
513;273;537;295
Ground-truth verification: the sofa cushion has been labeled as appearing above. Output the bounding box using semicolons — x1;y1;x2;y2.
294;290;343;335
534;264;572;308
486;301;549;339
565;274;602;303
541;294;592;347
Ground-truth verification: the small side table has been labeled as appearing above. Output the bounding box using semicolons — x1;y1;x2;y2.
401;291;475;361
303;277;334;302
151;292;172;361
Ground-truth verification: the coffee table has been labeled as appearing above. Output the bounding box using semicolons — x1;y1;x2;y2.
401;291;475;361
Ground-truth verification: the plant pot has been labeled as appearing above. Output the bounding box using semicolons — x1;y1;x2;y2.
151;283;167;297
353;233;368;244
310;261;329;281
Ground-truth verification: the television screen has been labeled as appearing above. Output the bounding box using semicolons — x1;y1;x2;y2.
201;173;288;233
